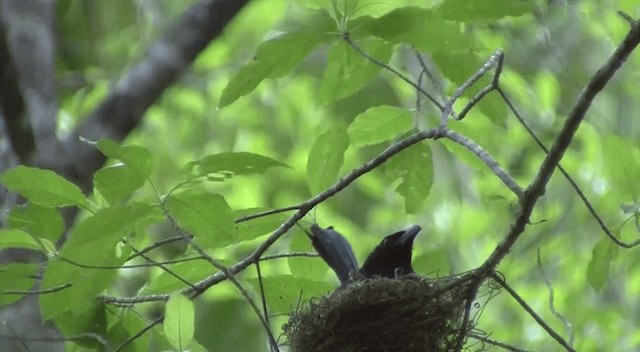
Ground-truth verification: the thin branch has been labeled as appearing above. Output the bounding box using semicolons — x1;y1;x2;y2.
160;206;280;351
537;250;574;347
235;205;300;223
443;129;524;199
128;204;302;262
497;87;640;248
1;283;72;295
114;315;162;352
261;252;319;261
342;33;446;112
482;19;640;271
492;273;574;352
99;128;442;305
255;261;274;352
457;85;494;121
468;333;531;352
442;49;504;126
128;246;197;291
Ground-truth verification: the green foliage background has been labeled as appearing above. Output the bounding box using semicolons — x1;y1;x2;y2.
3;0;640;351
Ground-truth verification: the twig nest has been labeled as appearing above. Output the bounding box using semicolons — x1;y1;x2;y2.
283;275;474;352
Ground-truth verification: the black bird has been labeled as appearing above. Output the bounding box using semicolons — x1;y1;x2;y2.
308;224;359;285
359;225;421;279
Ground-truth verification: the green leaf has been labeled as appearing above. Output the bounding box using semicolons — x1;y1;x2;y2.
0;229;54;253
0;263;38;305
436;0;532;22
165;191;235;249
141;259;227;294
586;238;619;291
189;152;289;180
298;0;390;20
364;7;472;52
306;128;350;194
53;301;106;350
164;294;195;351
246;275;333;313
116;310;151;352
94;165;146;204
220;32;324;107
347;105;413;146
386;143;433;213
535;70;561;112
93;140;152;204
7;203;64;242
234;208;291;242
96;139;153;179
603;135;640;200
0;166;86;208
40;203;157;319
320;37;393;103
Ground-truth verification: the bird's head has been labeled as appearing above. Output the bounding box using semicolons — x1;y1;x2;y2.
360;225;422;278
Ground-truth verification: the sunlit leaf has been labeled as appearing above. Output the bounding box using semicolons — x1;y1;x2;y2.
386;143;433;213
320;37;393;103
586;238;619;291
164;294;195;351
603;135;640;200
307;128;350;194
94;164;146;204
166;191;235;249
535;70;561;112
347;105;413;146
364;7;472;51
436;0;532;22
189;152;289;179
96;139;153;178
220;32;325;107
0;166;87;208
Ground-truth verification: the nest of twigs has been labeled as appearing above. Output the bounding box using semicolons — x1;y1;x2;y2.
283;275;480;352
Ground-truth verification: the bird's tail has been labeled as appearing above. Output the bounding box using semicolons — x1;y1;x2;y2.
308;224;359;285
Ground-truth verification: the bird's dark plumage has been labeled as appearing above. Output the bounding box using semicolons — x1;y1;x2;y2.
359;225;421;279
308;224;359;285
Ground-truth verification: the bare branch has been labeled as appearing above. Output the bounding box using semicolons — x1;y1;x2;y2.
1;283;72;295
537;250;574;347
482;19;640;271
442;49;504;126
443;129;524;199
492;273;575;352
497;87;640;248
468;332;531;352
342;33;446;112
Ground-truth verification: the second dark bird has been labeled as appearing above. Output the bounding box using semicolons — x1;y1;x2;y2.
308;224;421;285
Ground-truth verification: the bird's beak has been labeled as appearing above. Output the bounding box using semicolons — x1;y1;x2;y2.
399;225;421;246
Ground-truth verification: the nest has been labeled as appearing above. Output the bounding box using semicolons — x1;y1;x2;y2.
283;275;479;352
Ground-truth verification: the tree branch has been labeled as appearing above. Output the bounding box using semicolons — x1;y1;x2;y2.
481;17;640;272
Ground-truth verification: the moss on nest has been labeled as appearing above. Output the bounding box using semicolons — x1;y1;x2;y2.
283;275;476;352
